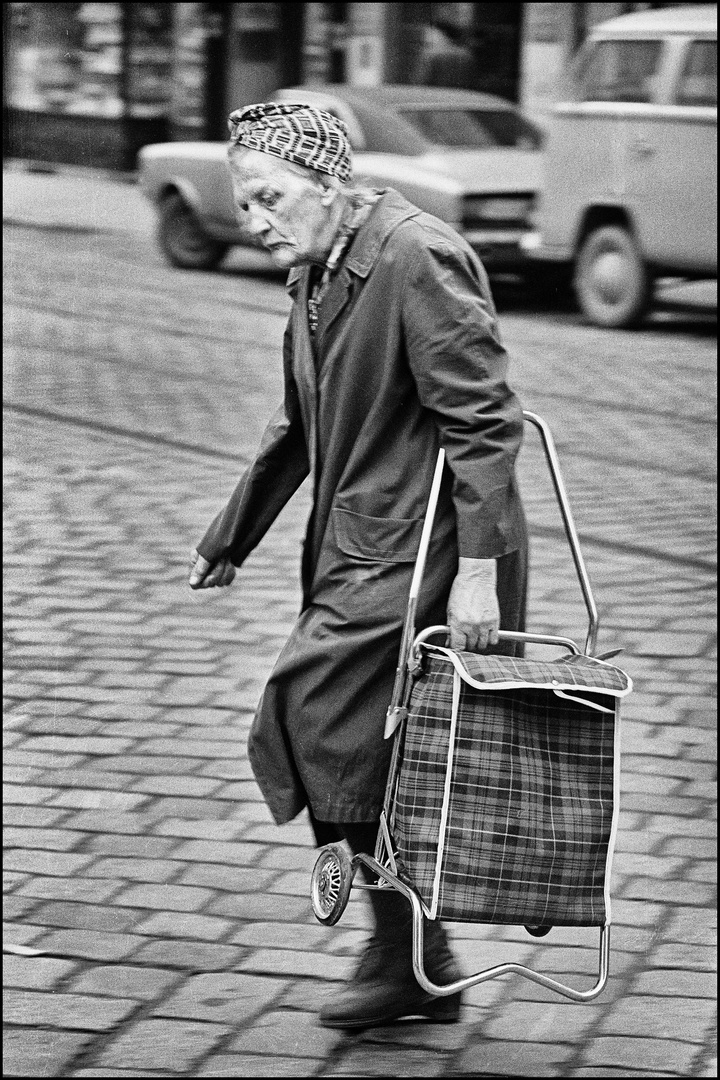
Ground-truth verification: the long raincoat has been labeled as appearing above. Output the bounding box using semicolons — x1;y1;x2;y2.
197;189;528;827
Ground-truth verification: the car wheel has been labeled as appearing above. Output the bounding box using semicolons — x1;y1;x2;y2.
524;265;574;310
158;191;229;270
574;224;652;328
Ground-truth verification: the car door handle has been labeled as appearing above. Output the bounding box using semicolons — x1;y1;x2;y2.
631;139;656;156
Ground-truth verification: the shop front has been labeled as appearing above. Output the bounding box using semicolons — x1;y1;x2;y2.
5;2;173;170
4;2;305;169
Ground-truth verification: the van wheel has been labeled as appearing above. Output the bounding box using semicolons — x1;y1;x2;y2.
574;225;652;328
158;191;229;270
524;266;574;310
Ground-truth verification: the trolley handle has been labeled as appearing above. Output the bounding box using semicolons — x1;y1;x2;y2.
385;447;446;735
522;411;598;656
385;412;598;737
411;625;582;664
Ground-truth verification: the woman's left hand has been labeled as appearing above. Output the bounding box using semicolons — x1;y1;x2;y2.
447;558;500;652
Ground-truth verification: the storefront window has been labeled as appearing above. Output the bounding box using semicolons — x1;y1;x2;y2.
170;3;214;133
9;2;124;117
411;4;522;101
127;3;172;118
7;1;172;119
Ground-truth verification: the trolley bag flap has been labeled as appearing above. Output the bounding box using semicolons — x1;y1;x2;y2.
423;646;632;710
389;649;629;927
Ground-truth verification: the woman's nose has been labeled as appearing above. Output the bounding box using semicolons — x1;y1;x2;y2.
246;215;269;237
239;206;271;237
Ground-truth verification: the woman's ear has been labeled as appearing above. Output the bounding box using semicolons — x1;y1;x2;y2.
319;179;340;206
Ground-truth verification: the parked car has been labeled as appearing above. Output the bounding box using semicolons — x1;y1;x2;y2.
137;84;544;275
523;5;717;328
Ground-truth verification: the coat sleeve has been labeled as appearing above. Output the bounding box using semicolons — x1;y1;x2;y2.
196;320;310;567
401;235;525;559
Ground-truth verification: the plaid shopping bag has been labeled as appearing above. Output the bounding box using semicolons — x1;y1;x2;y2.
388;649;631;927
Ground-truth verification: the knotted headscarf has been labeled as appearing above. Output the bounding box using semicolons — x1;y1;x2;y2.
227;101;353;183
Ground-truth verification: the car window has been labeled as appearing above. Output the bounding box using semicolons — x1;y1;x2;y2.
345;101;428;155
674;39;717;106
396;108;543;150
576;39;663;103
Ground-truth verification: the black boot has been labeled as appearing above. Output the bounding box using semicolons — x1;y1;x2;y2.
317;821;464;1029
424;917;465;1003
319;884;463;1029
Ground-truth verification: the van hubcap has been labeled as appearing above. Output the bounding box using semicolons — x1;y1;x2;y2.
592;251;629;303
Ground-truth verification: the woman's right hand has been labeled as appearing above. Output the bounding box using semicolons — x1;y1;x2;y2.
188;549;236;590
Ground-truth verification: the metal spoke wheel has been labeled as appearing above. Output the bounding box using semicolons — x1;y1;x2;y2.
311;844;354;925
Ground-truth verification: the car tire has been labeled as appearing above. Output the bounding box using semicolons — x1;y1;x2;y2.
574;224;653;328
158;191;229;270
524;265;574;310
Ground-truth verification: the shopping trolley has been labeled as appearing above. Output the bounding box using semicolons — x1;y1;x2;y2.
310;412;632;1002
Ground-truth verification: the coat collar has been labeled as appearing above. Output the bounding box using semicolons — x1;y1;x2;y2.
284;189;420;298
285;266;302;297
344;188;420;277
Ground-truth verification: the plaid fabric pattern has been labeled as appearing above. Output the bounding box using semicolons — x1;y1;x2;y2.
390;652;626;927
228;102;352;182
427;647;631;694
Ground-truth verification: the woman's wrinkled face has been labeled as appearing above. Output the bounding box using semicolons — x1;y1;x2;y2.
229;148;338;268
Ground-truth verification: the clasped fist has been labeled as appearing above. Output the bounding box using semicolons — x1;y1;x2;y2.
447;558;500;653
188;549;236;590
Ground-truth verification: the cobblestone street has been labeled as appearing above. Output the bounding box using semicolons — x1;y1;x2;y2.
3;169;717;1077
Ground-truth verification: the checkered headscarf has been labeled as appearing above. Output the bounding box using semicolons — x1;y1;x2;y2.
227;102;352;183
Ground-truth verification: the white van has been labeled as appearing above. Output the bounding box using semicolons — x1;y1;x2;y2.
525;5;717;327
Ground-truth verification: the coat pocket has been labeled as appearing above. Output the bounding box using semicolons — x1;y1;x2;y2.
333;508;423;563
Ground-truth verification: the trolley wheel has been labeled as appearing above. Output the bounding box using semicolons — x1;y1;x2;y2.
525;924;553;937
311;844;354;926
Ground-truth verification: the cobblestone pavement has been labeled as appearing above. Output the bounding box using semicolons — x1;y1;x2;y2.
3;169;717;1077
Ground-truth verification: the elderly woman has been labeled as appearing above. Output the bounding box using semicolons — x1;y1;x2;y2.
189;102;528;1029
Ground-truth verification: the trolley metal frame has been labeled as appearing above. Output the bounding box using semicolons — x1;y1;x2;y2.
310;412;615;1002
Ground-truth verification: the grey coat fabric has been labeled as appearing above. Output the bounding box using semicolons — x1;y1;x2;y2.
198;189;528;826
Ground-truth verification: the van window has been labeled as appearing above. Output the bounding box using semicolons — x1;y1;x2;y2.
675;40;717;106
577;39;663;103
